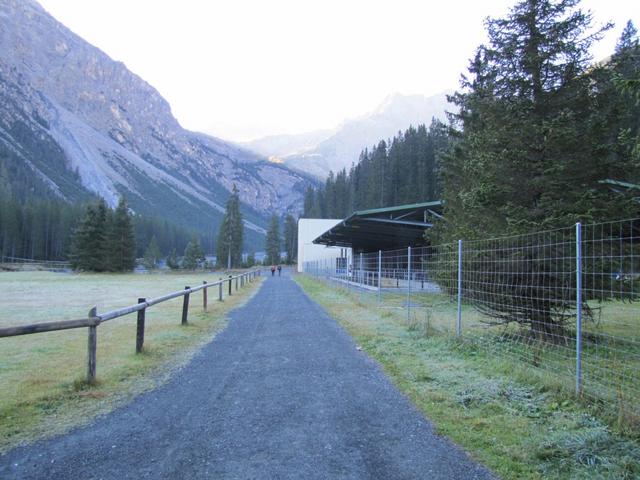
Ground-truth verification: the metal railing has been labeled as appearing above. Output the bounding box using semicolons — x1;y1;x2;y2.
304;219;639;420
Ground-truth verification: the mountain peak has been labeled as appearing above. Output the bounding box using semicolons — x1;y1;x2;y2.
247;91;452;179
373;91;453;118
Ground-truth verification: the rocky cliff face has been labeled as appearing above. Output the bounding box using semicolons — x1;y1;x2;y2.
0;0;312;241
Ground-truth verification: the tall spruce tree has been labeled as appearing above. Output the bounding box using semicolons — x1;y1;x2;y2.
439;0;634;241
70;199;109;271
437;0;639;337
303;186;316;218
183;234;205;270
609;21;640;178
143;235;162;270
283;214;297;264
264;214;281;265
107;197;136;272
216;185;244;268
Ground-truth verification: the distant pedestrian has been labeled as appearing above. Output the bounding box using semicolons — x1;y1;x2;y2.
271;265;276;276
277;265;282;276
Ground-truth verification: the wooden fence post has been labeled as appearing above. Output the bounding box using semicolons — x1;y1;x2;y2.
219;278;223;301
235;276;238;291
182;286;190;325
228;275;232;296
202;281;208;311
87;306;97;383
136;298;146;353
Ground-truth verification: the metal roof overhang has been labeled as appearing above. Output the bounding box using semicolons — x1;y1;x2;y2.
312;201;442;252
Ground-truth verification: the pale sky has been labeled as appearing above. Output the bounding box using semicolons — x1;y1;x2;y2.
37;0;639;142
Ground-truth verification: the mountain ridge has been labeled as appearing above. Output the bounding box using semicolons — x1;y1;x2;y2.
242;91;452;179
0;0;314;248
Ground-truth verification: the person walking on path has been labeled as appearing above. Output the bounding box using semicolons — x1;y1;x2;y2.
277;265;282;276
271;265;276;276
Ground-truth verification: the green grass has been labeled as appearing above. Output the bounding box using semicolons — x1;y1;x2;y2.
342;282;640;427
296;275;640;480
0;270;263;452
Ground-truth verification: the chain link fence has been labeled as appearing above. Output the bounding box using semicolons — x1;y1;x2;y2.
303;219;639;421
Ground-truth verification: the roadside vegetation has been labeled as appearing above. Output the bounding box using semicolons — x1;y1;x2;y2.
296;276;640;480
0;270;263;452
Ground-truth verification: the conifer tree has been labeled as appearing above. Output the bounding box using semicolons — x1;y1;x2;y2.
166;248;180;270
107;197;136;272
216;185;244;268
439;0;630;241
303;186;316;218
70;199;109;271
183;234;204;270
283;214;297;264
436;0;638;336
143;235;162;270
264;214;281;265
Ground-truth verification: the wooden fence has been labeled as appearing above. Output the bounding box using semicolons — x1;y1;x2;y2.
0;269;261;383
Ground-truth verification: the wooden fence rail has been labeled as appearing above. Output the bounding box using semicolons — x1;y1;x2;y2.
0;269;261;383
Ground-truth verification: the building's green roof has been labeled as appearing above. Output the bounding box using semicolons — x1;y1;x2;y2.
313;200;443;252
353;200;443;217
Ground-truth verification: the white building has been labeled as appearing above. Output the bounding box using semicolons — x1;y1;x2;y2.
297;218;351;273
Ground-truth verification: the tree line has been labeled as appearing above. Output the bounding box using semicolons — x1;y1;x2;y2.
0;192;209;267
302;121;450;218
0;179;299;271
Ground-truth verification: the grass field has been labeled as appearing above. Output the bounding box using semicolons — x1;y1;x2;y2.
332;280;640;424
0;270;263;452
296;275;640;480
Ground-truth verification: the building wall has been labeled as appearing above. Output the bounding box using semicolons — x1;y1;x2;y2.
297;218;351;273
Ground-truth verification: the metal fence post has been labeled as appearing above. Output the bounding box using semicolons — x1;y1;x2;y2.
136;298;146;353
576;222;583;395
378;250;382;306
407;246;411;323
457;239;462;337
219;278;223;301
228;275;232;296
359;253;363;302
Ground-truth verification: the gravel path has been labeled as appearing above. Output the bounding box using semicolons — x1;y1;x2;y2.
1;270;493;479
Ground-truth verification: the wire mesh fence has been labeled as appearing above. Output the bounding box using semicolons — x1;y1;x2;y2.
303;218;639;422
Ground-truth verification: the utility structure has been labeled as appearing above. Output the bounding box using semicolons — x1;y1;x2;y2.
299;201;443;296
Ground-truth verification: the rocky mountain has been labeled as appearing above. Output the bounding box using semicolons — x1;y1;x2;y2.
241;129;335;161
0;0;313;248
248;92;451;179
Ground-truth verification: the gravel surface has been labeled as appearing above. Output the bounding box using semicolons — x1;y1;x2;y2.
1;270;494;479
